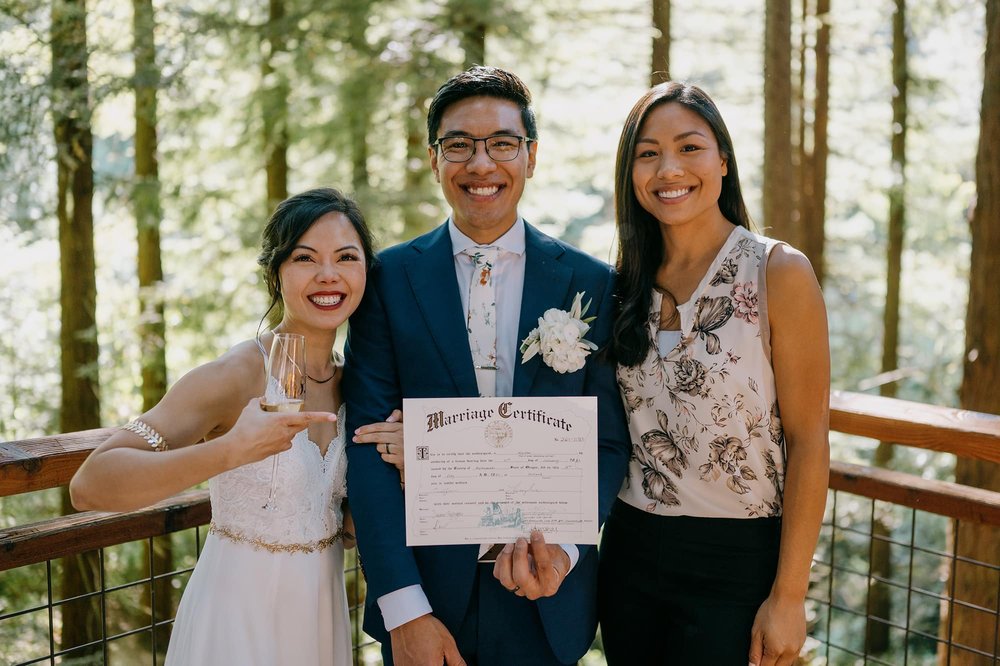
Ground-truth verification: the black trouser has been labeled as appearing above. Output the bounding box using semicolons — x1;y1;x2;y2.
598;500;780;666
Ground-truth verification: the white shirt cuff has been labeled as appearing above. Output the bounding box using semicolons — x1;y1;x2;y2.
377;585;433;632
560;544;579;571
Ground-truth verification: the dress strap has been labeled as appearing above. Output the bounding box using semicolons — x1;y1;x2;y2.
255;335;269;383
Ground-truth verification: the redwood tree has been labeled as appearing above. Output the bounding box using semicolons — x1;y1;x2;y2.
51;0;101;655
870;0;908;653
262;0;289;213
650;0;670;85
448;0;487;67
763;0;796;245
948;0;1000;660
795;0;830;284
133;0;172;649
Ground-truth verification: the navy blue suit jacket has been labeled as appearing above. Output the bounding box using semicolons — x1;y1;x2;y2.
343;222;629;663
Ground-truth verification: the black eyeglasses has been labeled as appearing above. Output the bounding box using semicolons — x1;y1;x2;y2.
432;134;534;163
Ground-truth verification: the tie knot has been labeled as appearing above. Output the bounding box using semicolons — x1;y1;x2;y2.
465;246;499;267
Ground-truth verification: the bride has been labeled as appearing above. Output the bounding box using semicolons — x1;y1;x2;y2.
70;188;403;665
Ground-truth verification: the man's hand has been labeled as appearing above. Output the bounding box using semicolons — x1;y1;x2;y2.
748;594;806;666
492;530;570;600
390;614;465;666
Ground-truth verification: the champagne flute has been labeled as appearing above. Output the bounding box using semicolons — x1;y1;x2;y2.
261;332;305;510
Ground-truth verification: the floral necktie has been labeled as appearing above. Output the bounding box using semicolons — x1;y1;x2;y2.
466;246;506;562
464;246;499;398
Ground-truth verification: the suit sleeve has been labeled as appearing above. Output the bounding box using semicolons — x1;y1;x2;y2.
344;263;423;600
582;267;630;554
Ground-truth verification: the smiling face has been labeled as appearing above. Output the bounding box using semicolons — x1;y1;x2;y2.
631;102;729;231
429;96;537;244
277;212;366;333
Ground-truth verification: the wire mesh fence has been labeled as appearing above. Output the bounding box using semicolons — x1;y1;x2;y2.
805;489;999;665
0;525;381;666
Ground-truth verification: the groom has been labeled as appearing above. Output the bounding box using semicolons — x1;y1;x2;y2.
344;66;629;666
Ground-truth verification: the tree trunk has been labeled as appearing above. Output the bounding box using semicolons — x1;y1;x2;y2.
867;443;894;654
795;0;808;234
807;0;830;285
343;2;373;210
650;0;670;85
882;0;908;401
947;0;1000;661
763;0;796;246
794;0;829;284
51;0;101;655
401;85;437;240
262;0;289;214
133;0;172;650
448;0;487;67
869;3;908;653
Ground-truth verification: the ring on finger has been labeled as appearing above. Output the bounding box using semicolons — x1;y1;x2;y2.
511;584;520;593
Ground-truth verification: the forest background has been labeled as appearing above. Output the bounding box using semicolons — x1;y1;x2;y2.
0;0;997;664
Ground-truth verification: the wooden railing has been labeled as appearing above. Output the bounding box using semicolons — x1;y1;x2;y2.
2;389;999;664
827;391;1000;524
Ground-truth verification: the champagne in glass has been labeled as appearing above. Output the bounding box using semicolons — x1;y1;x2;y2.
261;401;305;413
261;332;306;510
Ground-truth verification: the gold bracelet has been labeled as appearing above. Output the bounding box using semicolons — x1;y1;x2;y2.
122;419;169;452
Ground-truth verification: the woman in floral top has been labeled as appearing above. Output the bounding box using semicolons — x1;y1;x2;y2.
598;82;830;666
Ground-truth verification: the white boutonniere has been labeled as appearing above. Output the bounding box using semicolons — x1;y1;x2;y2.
519;291;598;373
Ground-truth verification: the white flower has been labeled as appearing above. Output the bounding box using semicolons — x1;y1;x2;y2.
519;291;598;373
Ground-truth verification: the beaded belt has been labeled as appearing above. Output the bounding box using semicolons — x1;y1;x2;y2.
209;522;343;554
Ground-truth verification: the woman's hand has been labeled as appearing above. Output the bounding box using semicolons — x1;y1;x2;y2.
353;409;405;484
748;593;806;666
341;505;357;550
222;398;338;468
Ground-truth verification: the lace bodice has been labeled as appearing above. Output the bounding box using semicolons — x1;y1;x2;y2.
209;404;348;546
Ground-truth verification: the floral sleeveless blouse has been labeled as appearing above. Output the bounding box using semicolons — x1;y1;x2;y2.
616;225;786;518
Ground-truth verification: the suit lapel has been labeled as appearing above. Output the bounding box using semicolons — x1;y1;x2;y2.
513;224;574;395
404;225;480;396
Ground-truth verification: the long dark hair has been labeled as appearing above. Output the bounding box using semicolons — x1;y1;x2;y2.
610;82;753;367
257;187;376;329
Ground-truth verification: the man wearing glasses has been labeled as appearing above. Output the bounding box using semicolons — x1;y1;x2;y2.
344;66;629;666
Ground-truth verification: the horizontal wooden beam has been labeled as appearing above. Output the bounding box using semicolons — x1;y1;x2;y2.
830;390;1000;463
0;490;211;571
0;428;117;497
829;460;1000;525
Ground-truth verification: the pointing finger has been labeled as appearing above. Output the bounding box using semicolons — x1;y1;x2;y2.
285;410;337;425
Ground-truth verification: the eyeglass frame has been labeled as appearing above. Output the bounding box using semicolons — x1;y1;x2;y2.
430;134;536;163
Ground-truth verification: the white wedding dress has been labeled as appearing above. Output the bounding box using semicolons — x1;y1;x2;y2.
165;403;351;666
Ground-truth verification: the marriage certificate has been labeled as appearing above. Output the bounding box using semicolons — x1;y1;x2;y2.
402;396;599;547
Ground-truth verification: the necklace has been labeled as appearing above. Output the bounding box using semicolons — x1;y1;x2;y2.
307;365;337;384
